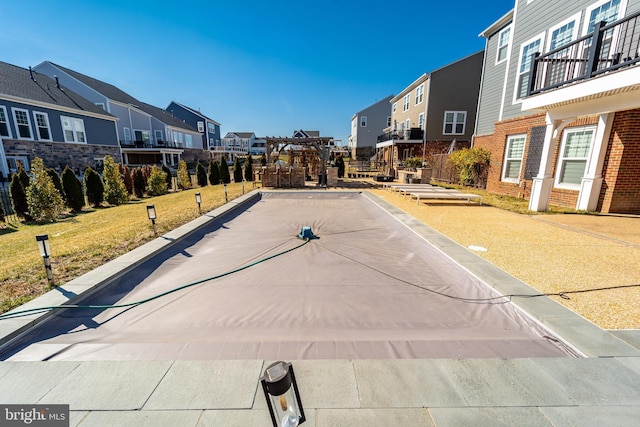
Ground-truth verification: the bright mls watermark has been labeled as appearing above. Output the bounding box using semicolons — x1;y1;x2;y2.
1;405;69;426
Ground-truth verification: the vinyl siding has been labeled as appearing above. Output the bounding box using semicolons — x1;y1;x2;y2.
476;22;512;136
352;95;393;149
426;51;484;141
502;0;640;121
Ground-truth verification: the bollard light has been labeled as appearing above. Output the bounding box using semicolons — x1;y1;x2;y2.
261;361;305;427
146;205;157;236
195;192;202;215
223;182;228;203
35;234;54;285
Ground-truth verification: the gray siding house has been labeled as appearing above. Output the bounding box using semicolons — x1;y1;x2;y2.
376;51;484;175
474;0;640;214
33;61;204;167
0;61;118;178
348;95;393;160
166;101;222;152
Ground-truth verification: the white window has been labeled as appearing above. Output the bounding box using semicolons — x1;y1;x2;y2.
405;119;410;130
387;116;392;127
208;123;216;134
33;112;52;141
415;84;424;105
497;25;511;63
185;134;193;148
584;0;624;35
556;126;595;188
548;15;579;51
0;106;12;138
123;127;132;144
502;135;526;182
403;94;410;111
155;130;163;143
360;116;367;127
443;111;466;135
12;108;32;139
516;33;544;100
61;116;86;143
418;112;424;128
392;102;397;113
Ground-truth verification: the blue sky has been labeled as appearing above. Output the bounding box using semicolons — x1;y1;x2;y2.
2;0;514;145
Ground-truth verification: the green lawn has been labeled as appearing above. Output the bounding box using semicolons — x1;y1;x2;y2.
0;182;256;313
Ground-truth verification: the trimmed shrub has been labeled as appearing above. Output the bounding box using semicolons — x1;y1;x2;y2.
10;169;31;220
102;155;129;206
123;165;133;195
219;158;230;184
84;167;104;208
196;162;207;187
18;167;30;190
62;166;85;212
133;168;146;198
208;161;220;185
147;165;168;196
260;153;267;167
233;157;243;183
46;168;65;202
26;158;65;222
244;156;253;182
162;164;172;188
177;160;191;190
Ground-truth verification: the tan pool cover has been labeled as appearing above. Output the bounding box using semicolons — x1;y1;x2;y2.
3;192;575;361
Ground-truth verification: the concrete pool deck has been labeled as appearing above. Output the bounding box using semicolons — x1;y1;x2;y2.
1;190;639;426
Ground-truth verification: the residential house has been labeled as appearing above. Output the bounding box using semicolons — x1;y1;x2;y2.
220;132;255;162
348;95;393;160
166;101;222;153
474;0;640;214
33;61;204;168
0;61;119;177
376;51;484;176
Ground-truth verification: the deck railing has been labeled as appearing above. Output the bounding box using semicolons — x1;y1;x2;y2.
527;10;640;96
377;128;424;143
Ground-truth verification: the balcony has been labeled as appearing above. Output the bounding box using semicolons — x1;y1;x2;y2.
377;128;424;144
526;10;640;98
120;140;183;149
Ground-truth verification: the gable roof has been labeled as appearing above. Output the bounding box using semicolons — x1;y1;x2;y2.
0;61;115;119
43;61;140;106
41;62;196;132
224;132;255;139
168;101;221;126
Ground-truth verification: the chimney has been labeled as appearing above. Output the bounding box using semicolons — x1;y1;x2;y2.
54;75;61;89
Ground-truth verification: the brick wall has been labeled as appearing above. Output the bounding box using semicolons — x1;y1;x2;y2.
3;139;121;174
599;108;640;214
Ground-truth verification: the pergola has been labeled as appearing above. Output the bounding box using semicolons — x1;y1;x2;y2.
265;136;334;179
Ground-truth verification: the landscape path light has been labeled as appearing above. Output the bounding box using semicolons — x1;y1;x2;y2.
146;205;157;236
261;361;305;427
35;234;54;285
195;192;202;215
223;181;228;203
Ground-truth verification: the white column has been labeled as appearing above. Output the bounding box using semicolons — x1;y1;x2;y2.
576;113;613;211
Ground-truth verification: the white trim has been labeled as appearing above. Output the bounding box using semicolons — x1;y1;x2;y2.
496;24;512;65
443;111;467;135
502;134;526;183
547;12;581;51
1;94;116;122
32;111;53;141
415;84;424;105
11;107;33;140
582;0;628;37
554;125;597;190
402;94;410;112
0;106;13;139
513;32;546;104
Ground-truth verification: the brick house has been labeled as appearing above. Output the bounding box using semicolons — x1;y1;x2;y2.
474;0;640;214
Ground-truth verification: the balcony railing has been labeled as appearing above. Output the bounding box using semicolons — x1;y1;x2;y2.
120;140;183;149
377;128;424;143
527;10;640;96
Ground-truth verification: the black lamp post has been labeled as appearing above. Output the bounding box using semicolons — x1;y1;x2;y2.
146;205;157;236
35;234;54;286
223;182;228;203
195;192;202;215
261;361;305;427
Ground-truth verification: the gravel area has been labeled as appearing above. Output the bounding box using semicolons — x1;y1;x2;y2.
369;188;640;330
